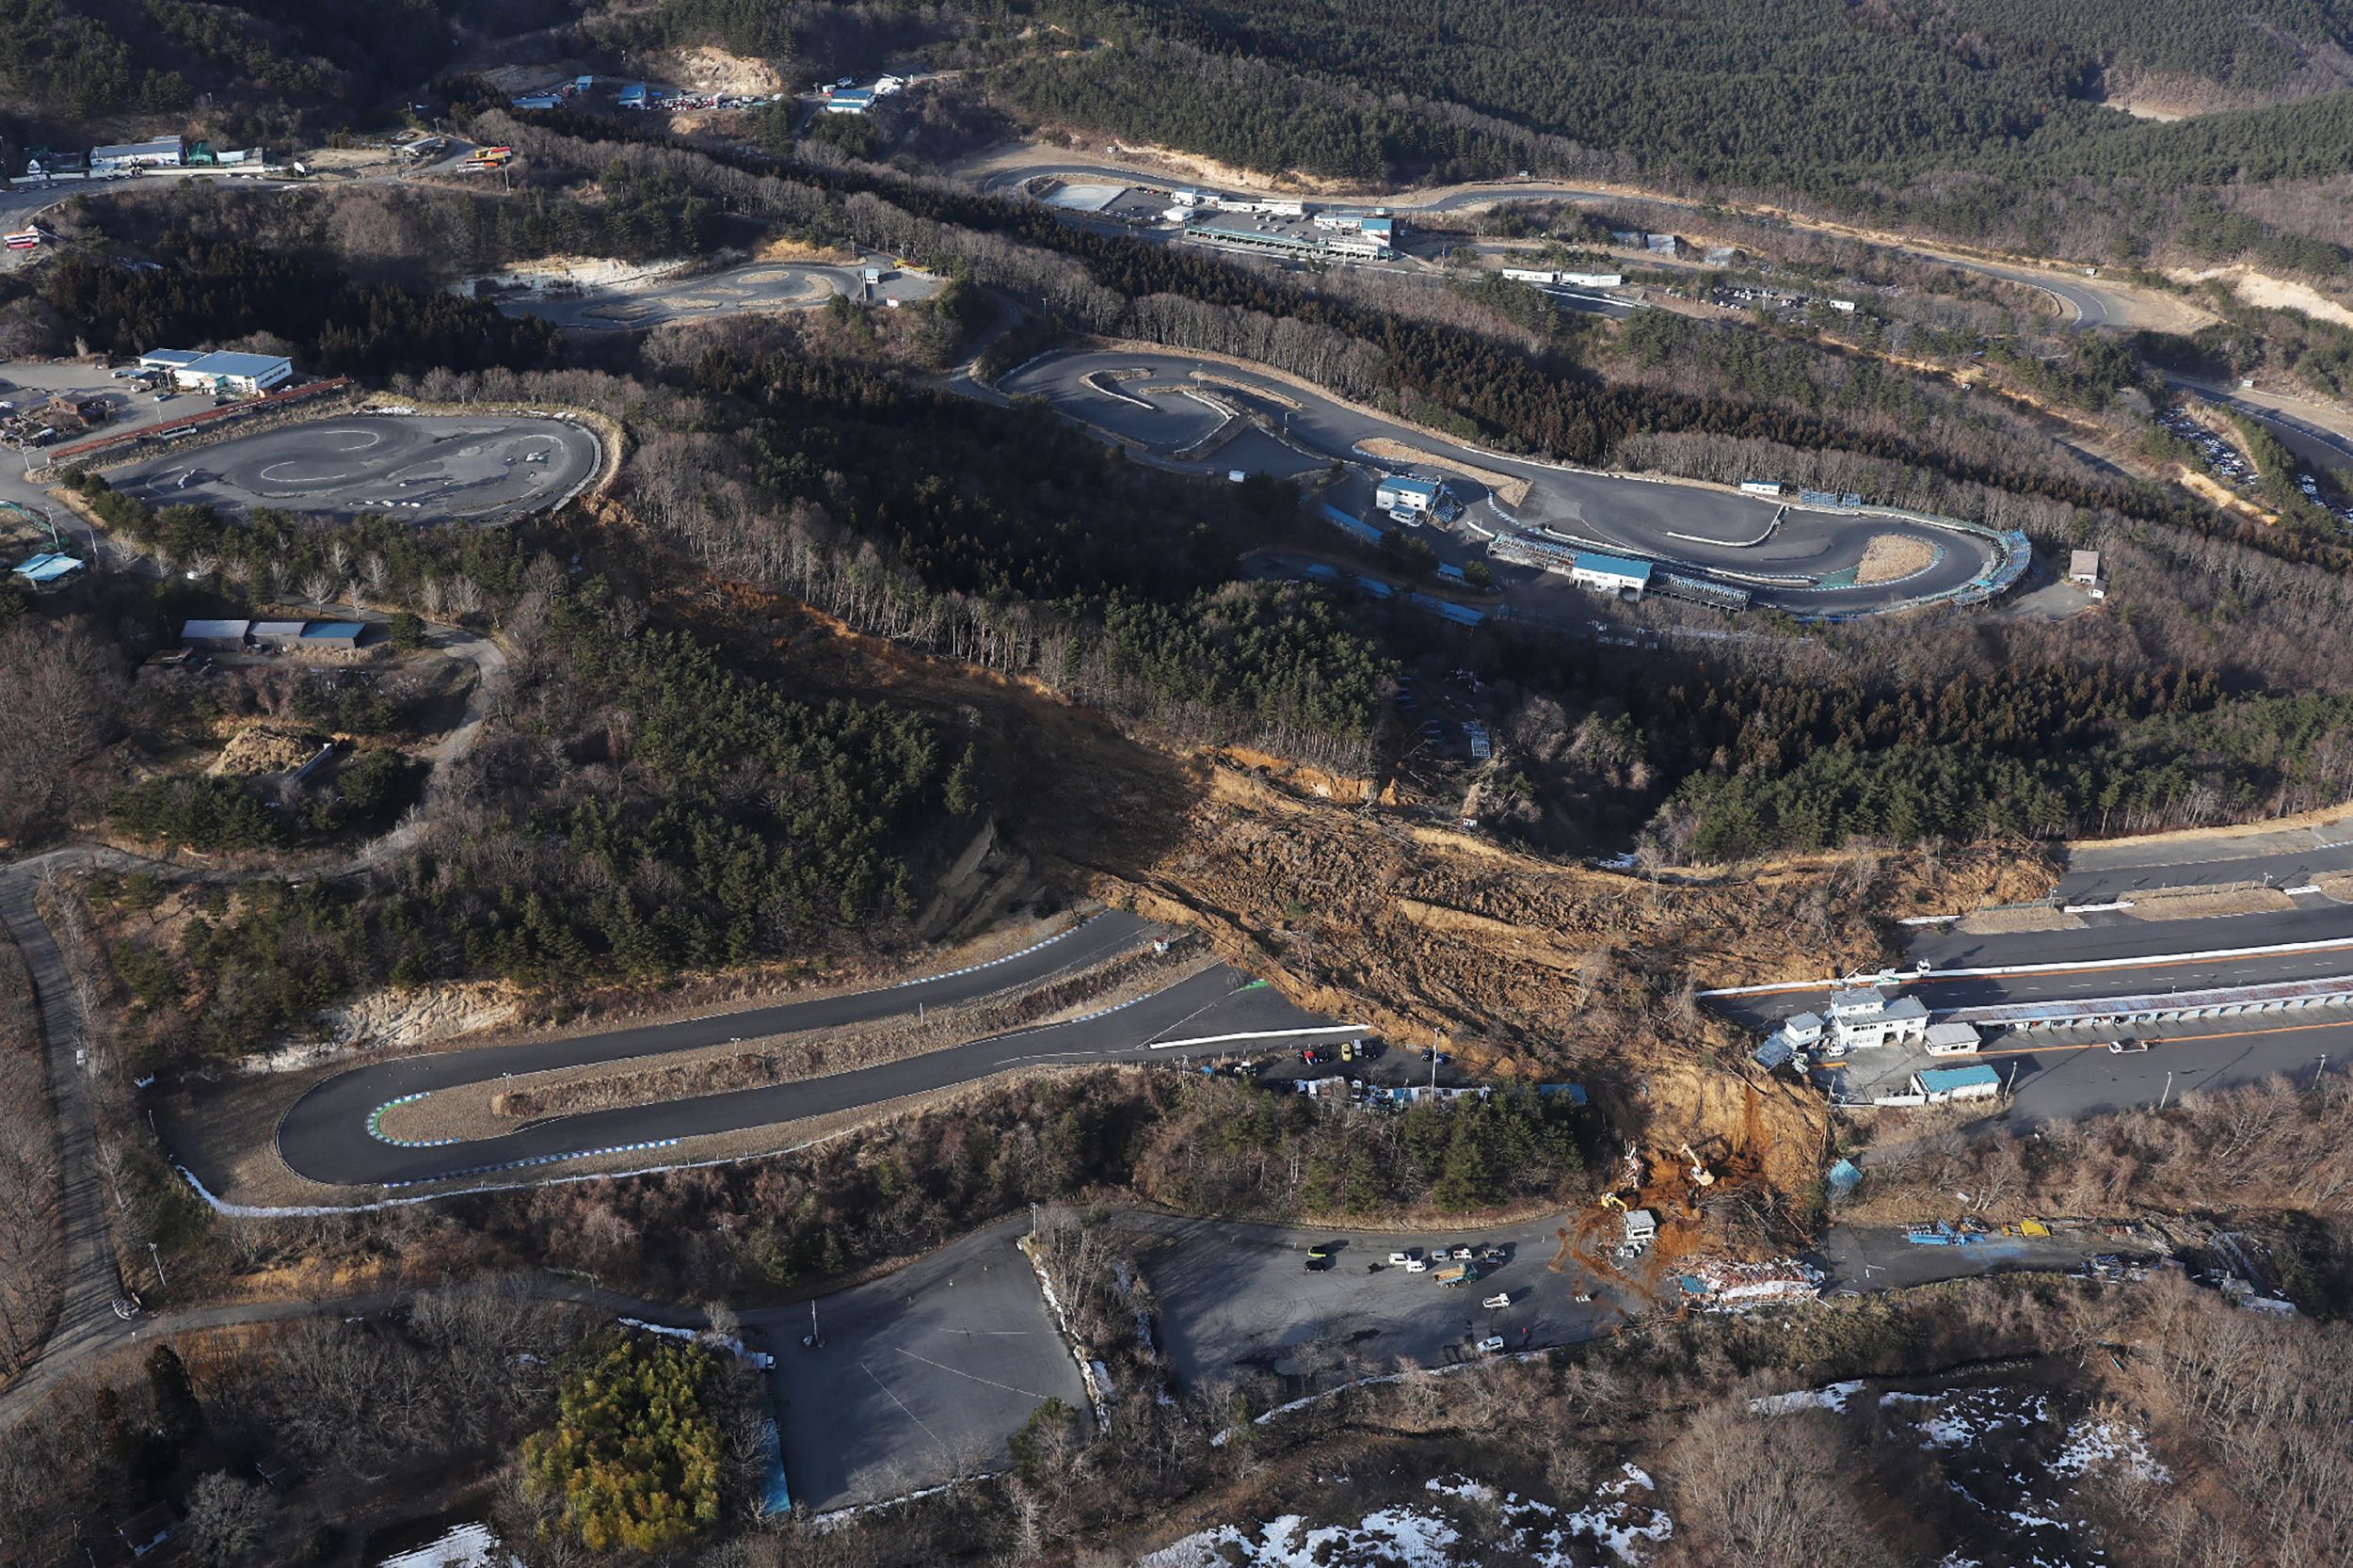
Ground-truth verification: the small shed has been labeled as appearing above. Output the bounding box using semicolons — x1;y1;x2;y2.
248;619;307;648
1924;1020;1982;1056
1622;1208;1658;1247
181;617;250;650
298;620;367;652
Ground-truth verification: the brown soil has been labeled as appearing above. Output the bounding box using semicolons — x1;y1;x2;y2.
1955;907;2085;936
2121;888;2297;920
752;234;856;264
210;723;323;776
1355;438;1532;507
1854;534;1941;585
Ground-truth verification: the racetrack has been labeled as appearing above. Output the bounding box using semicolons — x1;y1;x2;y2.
1000;348;2001;615
109;414;601;524
246;912;1359;1192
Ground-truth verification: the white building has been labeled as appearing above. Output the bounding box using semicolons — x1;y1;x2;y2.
1568;551;1653;599
1622;1208;1657;1248
157;349;294;395
2069;549;2105;600
91;136;184;171
1826;986;1929;1049
1739;478;1785;497
1923;1021;1981;1056
1377;475;1443;518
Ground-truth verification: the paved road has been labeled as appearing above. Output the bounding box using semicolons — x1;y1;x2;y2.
0;873;122;1397
258;918;1361;1190
107;414;601;524
1000;347;1999;615
1976;1010;2350;1128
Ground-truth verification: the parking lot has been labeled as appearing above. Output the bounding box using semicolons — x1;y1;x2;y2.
1112;1212;1623;1402
0;358;193;457
748;1218;1087;1512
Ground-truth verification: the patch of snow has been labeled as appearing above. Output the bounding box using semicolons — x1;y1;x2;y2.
376;1522;519;1568
2052;1418;2169;1483
1424;1476;1495;1502
1750;1379;1863;1416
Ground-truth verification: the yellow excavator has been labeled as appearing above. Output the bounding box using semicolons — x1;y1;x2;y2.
1598;1192;1628;1214
1677;1142;1717;1189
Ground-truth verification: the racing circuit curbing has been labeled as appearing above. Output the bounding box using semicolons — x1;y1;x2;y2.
105;413;603;524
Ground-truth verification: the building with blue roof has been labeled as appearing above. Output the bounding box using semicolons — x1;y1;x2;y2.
1568;552;1654;598
299;621;368;651
11;552;83;588
1912;1064;2001;1103
1376;474;1442;517
824;87;876;114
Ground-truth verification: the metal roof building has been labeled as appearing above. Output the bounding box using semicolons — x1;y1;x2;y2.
824;87;875;113
138;348;204;371
91;136;184;169
299;621;367;650
1569;552;1654;598
169;350;294;394
11;552;84;587
1913;1064;2001;1102
248;619;307;647
181;618;250;649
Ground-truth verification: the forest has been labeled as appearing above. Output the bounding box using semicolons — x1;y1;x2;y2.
36;237;554;380
985;0;2353;259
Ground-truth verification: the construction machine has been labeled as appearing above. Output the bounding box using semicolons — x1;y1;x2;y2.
1676;1142;1717;1189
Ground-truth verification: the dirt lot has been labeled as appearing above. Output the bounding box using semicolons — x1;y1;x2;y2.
1855;534;1941;585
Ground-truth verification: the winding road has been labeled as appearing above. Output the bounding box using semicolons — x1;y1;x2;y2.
248;913;1356;1191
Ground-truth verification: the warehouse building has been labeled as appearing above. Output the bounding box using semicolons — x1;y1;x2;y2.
248;619;307;649
299;621;367;652
149;349;294;395
1739;478;1785;497
824;86;875;114
1924;1021;1982;1056
181;618;251;650
1567;551;1654;599
91;136;184;171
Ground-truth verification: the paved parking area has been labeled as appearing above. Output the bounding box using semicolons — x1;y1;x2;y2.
1113;1212;1623;1401
749;1218;1085;1512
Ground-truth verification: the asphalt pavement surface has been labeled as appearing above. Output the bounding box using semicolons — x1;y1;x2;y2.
1000;348;1997;615
754;1217;1084;1512
258;915;1362;1189
108;414;602;524
496;258;941;329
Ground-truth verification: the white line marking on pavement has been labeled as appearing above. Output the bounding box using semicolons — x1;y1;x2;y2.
1700;933;2353;997
891;1347;1056;1400
862;1362;949;1453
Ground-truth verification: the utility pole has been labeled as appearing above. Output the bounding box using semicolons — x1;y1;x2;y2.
2157;1069;2174;1112
2316;1053;2328;1087
147;1241;167;1289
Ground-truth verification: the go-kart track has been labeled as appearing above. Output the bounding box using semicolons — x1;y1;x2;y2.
1000;349;2021;617
108;414;602;524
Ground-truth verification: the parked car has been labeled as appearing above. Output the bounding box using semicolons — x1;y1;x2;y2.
2109;1038;2150;1054
1305;1245;1331;1261
1481;1292;1512;1310
1388;1251;1413;1265
1476;1336;1507;1354
1404;1257;1429;1273
1451;1246;1475;1261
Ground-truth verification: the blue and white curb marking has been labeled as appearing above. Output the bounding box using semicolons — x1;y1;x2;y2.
890;913;1102;989
382;1138;683;1189
367;1094;460;1147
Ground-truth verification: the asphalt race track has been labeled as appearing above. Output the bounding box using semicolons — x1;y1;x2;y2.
252;913;1358;1190
110;415;602;524
1001;348;1999;615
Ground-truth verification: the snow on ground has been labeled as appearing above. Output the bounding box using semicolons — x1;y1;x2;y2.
1138;1467;1670;1567
2051;1417;2169;1483
1750;1379;1864;1416
376;1522;520;1568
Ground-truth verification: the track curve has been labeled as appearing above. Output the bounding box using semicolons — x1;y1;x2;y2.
256;913;1352;1190
1000;348;1999;615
